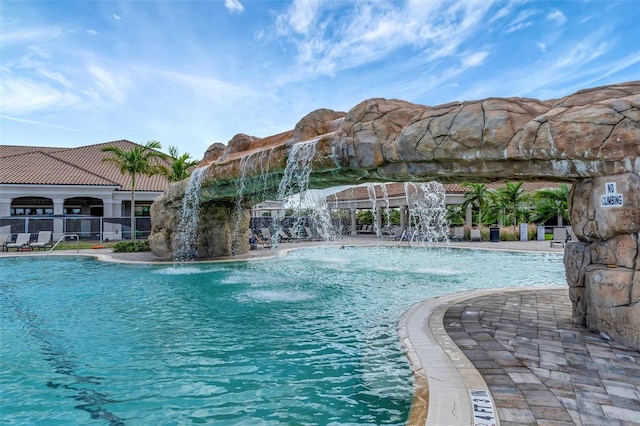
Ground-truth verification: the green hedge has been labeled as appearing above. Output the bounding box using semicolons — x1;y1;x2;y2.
113;240;151;253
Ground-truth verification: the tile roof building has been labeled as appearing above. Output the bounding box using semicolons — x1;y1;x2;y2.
0;140;171;240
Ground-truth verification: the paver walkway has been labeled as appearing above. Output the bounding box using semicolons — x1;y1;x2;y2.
443;288;640;425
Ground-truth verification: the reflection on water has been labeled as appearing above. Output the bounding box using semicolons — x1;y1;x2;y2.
0;247;565;425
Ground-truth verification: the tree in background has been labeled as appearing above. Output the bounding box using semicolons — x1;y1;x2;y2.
489;182;531;228
101;140;167;240
531;183;570;226
461;183;490;226
446;205;466;226
160;145;198;182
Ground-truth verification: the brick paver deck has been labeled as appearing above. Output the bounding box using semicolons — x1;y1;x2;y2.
443;289;640;425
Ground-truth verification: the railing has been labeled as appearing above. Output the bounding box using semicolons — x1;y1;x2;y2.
47;234;80;256
0;216;151;241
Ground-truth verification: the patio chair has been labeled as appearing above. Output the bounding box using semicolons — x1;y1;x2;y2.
30;231;53;250
259;228;273;248
550;227;568;248
451;226;465;241
4;233;32;252
305;226;321;241
278;229;294;242
288;227;304;242
470;229;482;242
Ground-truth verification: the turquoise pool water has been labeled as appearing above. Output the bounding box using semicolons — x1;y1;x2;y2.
0;246;565;425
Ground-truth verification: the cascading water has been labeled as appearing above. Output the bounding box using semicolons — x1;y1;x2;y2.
171;165;209;261
404;182;450;243
230;156;251;256
379;183;392;235
366;183;379;236
275;139;337;244
230;146;280;254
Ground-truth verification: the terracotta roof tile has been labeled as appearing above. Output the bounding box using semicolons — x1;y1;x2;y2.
0;140;171;191
329;182;563;201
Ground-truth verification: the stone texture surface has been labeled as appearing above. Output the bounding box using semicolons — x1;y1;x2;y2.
150;82;640;348
444;289;640;425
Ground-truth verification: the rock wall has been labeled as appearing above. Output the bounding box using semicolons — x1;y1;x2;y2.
565;173;639;348
150;81;639;349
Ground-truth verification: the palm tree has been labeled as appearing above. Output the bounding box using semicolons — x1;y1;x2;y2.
101;141;167;240
461;183;489;226
492;182;530;228
159;145;198;182
531;183;570;226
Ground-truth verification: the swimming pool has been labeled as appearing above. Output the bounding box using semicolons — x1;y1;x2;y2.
0;246;565;425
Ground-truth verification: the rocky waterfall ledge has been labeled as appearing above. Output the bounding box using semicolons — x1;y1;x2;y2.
150;81;640;349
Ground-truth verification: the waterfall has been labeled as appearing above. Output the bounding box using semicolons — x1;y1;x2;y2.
274;139;337;244
380;183;392;235
230;156;251;256
365;183;393;237
366;183;379;236
404;182;450;243
230;147;280;254
172;166;209;261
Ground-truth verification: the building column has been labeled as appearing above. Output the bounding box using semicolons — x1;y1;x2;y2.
465;203;473;228
0;198;11;234
0;199;10;217
52;199;64;239
350;208;357;235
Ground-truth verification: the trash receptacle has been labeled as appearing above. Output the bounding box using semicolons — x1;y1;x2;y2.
519;223;528;241
490;226;500;242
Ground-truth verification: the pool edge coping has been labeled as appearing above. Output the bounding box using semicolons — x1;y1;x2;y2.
397;285;567;426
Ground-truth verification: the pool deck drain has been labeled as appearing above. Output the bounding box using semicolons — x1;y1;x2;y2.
3;237;639;425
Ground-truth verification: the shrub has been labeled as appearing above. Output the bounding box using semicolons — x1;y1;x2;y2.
113;240;151;253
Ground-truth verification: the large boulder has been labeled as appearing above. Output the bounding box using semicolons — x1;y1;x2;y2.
150;81;640;349
564;174;640;348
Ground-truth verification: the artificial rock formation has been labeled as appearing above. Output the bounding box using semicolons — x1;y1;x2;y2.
150;81;640;349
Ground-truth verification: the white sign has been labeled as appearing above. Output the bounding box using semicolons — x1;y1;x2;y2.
601;182;623;207
469;389;497;426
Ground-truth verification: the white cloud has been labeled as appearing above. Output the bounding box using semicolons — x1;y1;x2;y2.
461;51;489;67
0;76;80;114
0;26;62;46
0;114;77;131
276;0;323;36
506;8;539;33
547;9;567;25
87;29;99;36
113;14;121;20
272;0;496;79
536;42;546;52
37;68;73;88
224;0;244;14
87;65;129;103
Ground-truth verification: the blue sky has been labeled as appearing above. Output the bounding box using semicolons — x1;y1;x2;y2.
2;0;639;159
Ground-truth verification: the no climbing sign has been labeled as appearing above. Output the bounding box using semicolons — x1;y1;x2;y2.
601;182;623;207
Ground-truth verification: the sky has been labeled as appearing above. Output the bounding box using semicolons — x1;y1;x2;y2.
1;0;639;159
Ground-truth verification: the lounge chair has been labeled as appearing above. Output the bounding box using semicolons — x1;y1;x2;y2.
288;227;304;242
259;228;273;248
304;226;321;241
470;229;482;242
278;229;293;242
30;231;53;250
358;225;374;234
4;233;32;252
550;227;569;248
0;234;10;247
451;226;465;241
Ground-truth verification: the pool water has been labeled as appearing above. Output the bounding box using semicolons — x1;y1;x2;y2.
0;246;565;425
